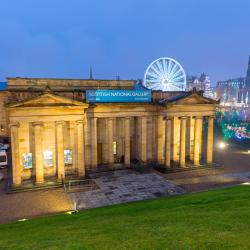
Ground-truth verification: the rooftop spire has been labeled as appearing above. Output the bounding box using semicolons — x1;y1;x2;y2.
246;56;250;87
89;67;93;80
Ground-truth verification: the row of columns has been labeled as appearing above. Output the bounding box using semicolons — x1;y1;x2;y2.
11;115;214;186
89;115;214;169
90;117;132;168
10;120;86;187
164;116;214;167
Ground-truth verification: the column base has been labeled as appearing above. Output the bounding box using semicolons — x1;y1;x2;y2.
108;164;114;170
91;165;98;171
57;174;65;180
35;181;44;186
180;164;188;168
12;182;22;187
78;172;85;178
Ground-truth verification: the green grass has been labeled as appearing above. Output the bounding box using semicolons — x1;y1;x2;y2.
1;186;250;250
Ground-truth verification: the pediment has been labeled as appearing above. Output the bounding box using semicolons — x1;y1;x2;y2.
160;91;219;106
173;94;216;105
6;93;89;108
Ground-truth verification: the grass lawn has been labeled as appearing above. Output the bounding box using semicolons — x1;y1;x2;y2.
1;186;250;250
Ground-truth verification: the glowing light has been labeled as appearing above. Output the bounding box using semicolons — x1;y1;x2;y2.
65;210;78;215
18;218;28;222
241;182;250;186
143;57;186;91
218;142;226;149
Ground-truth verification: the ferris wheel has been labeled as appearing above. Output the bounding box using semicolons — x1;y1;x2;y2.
143;57;186;91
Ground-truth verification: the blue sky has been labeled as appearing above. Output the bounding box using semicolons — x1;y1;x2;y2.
0;0;250;84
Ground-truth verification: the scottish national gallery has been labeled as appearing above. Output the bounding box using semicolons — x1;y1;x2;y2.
0;77;218;187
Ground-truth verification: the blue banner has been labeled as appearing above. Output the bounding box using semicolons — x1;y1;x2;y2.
86;89;151;103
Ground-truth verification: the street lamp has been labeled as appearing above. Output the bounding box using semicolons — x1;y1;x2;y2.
218;141;226;149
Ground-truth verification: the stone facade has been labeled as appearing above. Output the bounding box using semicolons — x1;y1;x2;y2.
0;78;219;187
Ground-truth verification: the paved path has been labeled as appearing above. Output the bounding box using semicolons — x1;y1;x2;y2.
70;170;185;209
0;169;73;224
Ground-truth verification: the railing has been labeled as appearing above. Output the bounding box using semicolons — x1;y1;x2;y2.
67;179;97;192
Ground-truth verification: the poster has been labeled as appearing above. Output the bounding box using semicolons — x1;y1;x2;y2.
43;150;53;167
64;149;72;165
22;153;32;169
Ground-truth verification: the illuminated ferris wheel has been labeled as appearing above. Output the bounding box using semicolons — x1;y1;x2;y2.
143;57;186;91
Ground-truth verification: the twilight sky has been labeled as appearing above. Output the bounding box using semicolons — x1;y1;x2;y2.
0;0;250;84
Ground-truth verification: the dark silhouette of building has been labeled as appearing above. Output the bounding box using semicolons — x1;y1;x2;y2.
245;56;250;88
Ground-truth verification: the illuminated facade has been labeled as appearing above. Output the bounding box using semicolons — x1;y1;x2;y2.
186;73;213;98
215;56;250;105
0;77;218;187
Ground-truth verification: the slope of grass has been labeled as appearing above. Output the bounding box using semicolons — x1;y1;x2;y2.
1;186;250;250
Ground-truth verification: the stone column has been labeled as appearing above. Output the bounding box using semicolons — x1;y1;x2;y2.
165;117;172;168
157;115;165;164
107;118;114;168
76;120;85;177
33;122;44;185
172;117;180;162
206;116;214;164
189;116;195;160
200;118;203;158
91;117;98;170
124;117;131;166
140;116;147;162
193;116;203;166
10;123;21;186
56;121;65;181
179;117;187;167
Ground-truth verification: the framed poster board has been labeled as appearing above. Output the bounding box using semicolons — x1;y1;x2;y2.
22;153;32;169
64;149;72;165
43;150;53;167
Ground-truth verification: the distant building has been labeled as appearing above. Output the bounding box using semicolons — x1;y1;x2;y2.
246;56;250;88
216;77;245;104
215;56;250;105
186;73;213;98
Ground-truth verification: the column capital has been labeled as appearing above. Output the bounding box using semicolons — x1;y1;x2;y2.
32;122;43;127
75;119;86;125
165;116;174;121
91;117;98;121
9;122;20;129
194;116;203;120
208;115;215;119
124;116;131;120
158;115;165;121
179;116;188;120
55;121;66;126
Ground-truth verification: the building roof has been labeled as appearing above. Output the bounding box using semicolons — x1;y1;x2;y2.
158;88;219;105
0;82;7;91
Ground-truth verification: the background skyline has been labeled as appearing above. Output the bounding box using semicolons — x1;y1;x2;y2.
0;0;250;85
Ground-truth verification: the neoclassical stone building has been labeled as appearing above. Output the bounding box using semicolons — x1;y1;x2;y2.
0;77;219;187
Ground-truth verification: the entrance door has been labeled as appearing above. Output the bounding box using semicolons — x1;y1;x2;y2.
97;143;102;164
